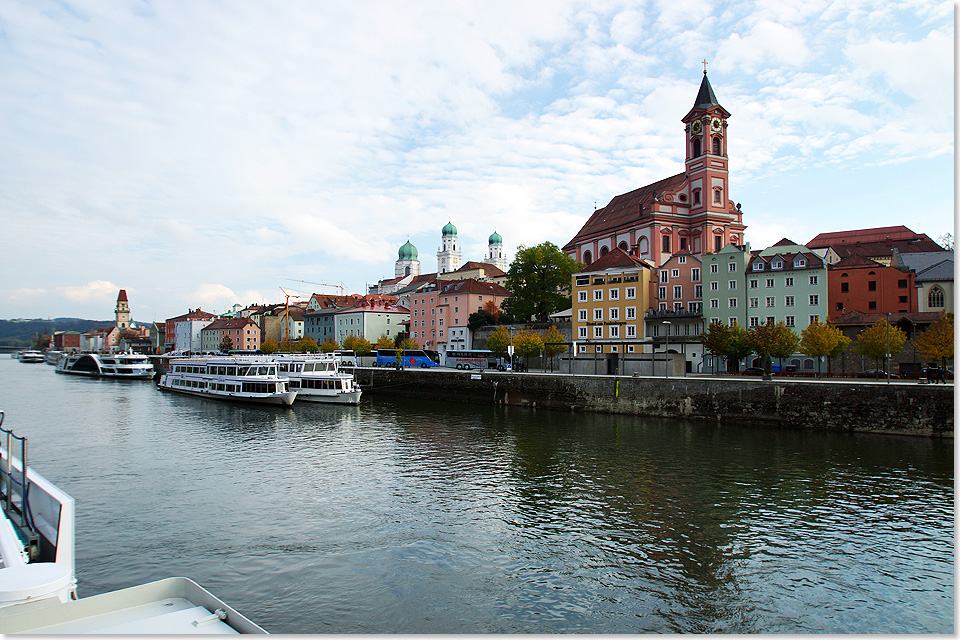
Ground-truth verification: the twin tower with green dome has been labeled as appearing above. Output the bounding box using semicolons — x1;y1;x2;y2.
394;222;507;278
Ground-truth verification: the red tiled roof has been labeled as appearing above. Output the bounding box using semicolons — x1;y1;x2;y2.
578;248;651;273
438;279;510;296
564;173;687;249
204;318;257;331
117;289;128;302
807;226;921;247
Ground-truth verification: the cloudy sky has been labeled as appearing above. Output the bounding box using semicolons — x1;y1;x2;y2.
1;0;953;322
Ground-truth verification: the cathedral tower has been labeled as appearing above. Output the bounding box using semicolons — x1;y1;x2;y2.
395;239;421;278
484;230;507;271
115;290;130;330
437;221;461;274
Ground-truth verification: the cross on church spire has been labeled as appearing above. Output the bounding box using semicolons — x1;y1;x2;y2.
702;59;708;74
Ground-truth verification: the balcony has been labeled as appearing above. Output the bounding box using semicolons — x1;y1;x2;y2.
645;308;702;320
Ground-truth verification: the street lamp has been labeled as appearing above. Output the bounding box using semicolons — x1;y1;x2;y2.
662;320;671;378
886;312;891;384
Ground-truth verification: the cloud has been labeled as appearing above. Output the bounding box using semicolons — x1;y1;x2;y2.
58;281;121;303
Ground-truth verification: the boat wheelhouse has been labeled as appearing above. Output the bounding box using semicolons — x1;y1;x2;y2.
56;352;154;379
158;356;297;406
275;354;362;405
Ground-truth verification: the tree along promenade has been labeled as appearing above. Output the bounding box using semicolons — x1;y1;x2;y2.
353;367;953;438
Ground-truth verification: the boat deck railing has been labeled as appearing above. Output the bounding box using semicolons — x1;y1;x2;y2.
0;413;39;562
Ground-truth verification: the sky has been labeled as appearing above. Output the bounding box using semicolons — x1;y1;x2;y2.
0;0;954;323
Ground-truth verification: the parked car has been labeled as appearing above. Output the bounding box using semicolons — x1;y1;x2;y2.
742;367;765;375
856;369;899;379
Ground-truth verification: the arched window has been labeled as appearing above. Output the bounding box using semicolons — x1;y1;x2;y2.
693;139;701;157
714;188;722;204
693;190;701;204
638;237;649;255
929;286;944;308
583;250;592;264
600;246;609;257
712;137;721;154
618;241;628;251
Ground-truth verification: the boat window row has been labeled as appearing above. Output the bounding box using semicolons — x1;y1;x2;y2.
241;382;287;394
279;361;336;373
170;378;205;389
291;379;346;391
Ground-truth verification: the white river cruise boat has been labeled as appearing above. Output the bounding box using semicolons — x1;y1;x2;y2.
159;356;297;407
56;352;154;379
275;354;362;405
17;351;44;364
0;414;266;633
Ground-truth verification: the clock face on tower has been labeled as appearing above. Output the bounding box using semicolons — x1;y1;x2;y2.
711;117;722;131
691;120;702;134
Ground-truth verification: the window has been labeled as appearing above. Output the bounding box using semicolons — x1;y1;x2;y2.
809;295;819;305
785;296;795;307
659;302;668;311
578;326;587;338
662;235;671;253
671;269;680;278
750;298;759;308
728;318;737;327
899;296;907;304
576;276;589;286
694;189;701;204
840;282;849;293
729;262;737;272
713;137;721;154
593;309;603;321
626;287;636;299
766;278;775;288
899;279;908;289
836;303;844;311
766;316;775;325
626;307;636;319
715;235;723;253
795;259;806;268
714;188;722;204
929;286;944;308
749;279;758;289
728;280;737;290
750;317;759;328
578;291;587;302
785;277;794;287
610;308;619;321
578;309;587;322
439;318;444;326
710;299;719;309
809;315;820;325
695;285;702;298
594;289;604;301
766;297;775;307
609;289;619;300
868;280;877;291
807;275;818;286
679;256;687;264
729;298;737;308
609;325;619;338
691;268;700;281
868;301;877;310
772;261;782;270
659;286;667;299
785;316;795;327
710;264;719;274
593;326;603;338
753;262;764;271
710;282;719;291
673;285;682;299
626;325;636;338
660;270;669;283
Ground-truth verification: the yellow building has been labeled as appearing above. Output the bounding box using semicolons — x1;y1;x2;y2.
571;248;656;355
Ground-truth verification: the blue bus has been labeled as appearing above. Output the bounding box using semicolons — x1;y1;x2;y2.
374;348;439;368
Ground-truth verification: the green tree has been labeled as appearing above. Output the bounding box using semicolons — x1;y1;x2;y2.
542;325;566;370
502;241;584;322
375;334;394;350
398;337;419;350
33;333;52;350
468;309;496;332
218;335;234;352
485;325;511;358
914;313;954;370
799;321;845;376
298;335;319;353
353;337;373;357
260;339;279;354
320;338;339;353
768;322;801;372
700;322;731;374
725;324;753;372
278;338;296;353
854;318;906;373
513;329;544;370
747;321;778;373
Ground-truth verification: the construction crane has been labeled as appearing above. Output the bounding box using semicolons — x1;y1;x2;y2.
278;286;303;344
284;278;346;296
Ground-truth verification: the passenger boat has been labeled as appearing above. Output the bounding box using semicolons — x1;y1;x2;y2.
0;414;265;633
16;350;44;363
275;354;362;405
43;350;62;365
158;356;297;406
56;352;154;379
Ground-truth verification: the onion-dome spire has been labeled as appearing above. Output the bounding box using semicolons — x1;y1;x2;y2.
398;239;418;260
488;230;502;245
441;221;457;237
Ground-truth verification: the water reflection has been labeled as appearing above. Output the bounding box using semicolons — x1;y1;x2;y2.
0;360;952;634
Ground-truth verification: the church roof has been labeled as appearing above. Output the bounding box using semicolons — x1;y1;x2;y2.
563;173;687;250
489;230;502;245
442;221;457;237
693;72;720;110
806;226;929;247
117;289;128;302
398;240;418;260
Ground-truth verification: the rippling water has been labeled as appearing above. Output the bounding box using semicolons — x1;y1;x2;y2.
0;358;953;633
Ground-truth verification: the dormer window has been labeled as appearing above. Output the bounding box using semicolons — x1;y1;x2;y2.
753;262;764;271
772;261;783;270
795;258;806;268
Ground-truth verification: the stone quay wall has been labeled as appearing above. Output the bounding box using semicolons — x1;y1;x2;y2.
353;368;954;437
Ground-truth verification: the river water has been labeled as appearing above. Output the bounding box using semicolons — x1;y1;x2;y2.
0;358;953;633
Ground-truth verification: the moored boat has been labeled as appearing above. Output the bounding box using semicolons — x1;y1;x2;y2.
158;356;297;406
56;352;154;379
0;414;265;633
17;351;44;364
275;354;362;405
44;350;62;365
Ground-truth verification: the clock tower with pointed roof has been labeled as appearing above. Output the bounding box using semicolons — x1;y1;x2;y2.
563;67;746;267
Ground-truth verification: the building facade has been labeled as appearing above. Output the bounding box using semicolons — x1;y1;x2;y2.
564;71;746;267
408;279;511;357
827;255;916;320
200;318;261;353
165;309;217;352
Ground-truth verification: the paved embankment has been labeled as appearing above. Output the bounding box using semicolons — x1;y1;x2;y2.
354;368;954;437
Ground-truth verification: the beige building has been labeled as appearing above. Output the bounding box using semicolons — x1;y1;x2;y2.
571;248;656;355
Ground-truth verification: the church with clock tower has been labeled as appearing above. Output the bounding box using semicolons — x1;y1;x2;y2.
563;69;747;266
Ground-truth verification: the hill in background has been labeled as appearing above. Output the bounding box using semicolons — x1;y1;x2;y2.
0;318;117;348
